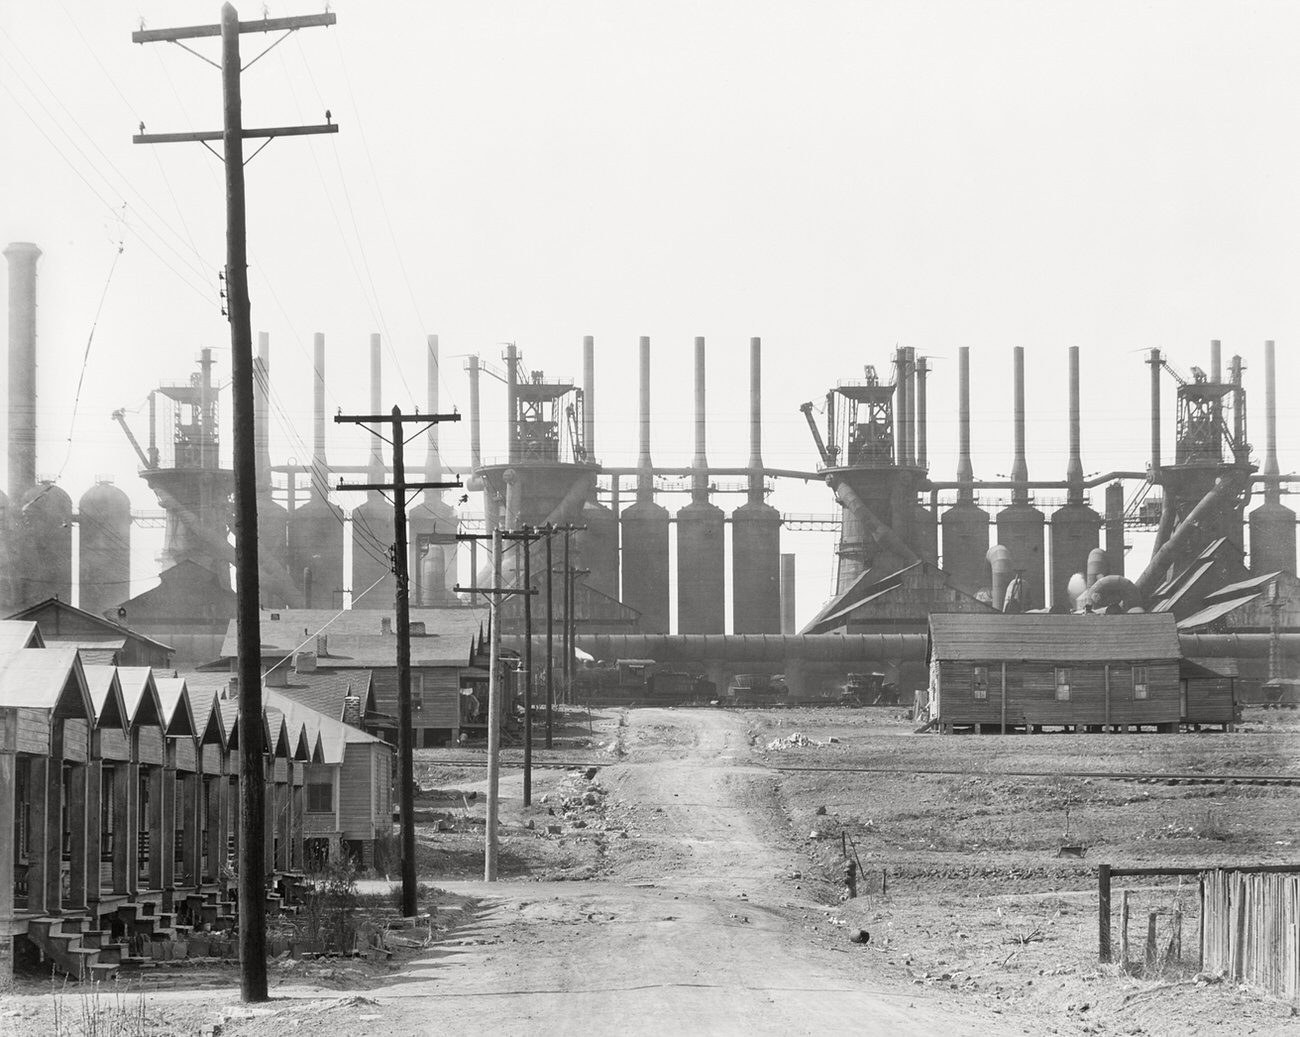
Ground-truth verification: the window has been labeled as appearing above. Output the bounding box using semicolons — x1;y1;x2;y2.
1055;667;1071;701
307;782;333;813
972;665;989;700
1133;665;1149;700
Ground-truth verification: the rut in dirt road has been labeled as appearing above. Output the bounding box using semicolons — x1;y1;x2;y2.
360;708;1020;1037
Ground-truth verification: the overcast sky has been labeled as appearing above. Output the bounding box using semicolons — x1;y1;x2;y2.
2;1;1297;622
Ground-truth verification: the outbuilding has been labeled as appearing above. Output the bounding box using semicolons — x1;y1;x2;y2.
927;612;1187;733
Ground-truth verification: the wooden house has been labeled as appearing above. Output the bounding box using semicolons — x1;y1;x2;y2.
927;613;1188;733
264;688;394;869
7;598;174;668
220;607;491;747
0;647;96;973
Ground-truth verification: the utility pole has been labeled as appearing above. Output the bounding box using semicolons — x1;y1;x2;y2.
487;529;503;880
545;526;554;748
133;4;337;1004
336;407;461;916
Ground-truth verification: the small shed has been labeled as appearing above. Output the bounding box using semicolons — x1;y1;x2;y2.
927;613;1186;733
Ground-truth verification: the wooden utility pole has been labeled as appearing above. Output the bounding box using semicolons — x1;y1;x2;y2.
545;527;554;748
486;530;503;880
521;527;533;806
133;4;337;1003
336;407;461;916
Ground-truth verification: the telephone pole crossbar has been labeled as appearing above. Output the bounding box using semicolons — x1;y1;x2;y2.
336;407;461;918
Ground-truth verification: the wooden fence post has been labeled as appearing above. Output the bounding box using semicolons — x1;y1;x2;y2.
1098;864;1111;963
1120;890;1131;972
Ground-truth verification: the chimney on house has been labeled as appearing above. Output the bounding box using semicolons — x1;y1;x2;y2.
315;634;329;657
295;651;318;674
409;621;426;637
381;617;393;636
265;665;289;688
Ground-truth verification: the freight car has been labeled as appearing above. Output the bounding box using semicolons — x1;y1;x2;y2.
571;659;716;705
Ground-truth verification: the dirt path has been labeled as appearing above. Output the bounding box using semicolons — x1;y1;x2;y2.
331;709;1019;1036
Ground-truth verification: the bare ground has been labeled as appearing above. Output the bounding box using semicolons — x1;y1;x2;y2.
4;704;1299;1036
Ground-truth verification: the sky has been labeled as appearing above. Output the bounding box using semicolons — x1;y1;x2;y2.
2;1;1299;627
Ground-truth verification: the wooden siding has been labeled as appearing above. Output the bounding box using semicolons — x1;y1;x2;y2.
95;727;129;761
136;728;164;766
63;719;89;762
169;738;197;772
1184;678;1236;724
937;659;1181;727
373;667;459;729
272;759;288;784
16;709;49;755
201;743;223;774
339;748;374;835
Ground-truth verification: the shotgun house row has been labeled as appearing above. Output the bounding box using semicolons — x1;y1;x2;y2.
0;618;395;983
927;612;1236;733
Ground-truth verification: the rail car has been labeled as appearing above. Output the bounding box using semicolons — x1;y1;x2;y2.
571;659;717;706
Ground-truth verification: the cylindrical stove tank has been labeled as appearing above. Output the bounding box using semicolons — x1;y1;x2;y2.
290;494;345;608
1050;503;1101;610
941;502;990;597
676;500;725;633
17;480;72;608
579;497;619;599
997;504;1046;610
622;501;670;633
732;337;781;634
78;477;131;617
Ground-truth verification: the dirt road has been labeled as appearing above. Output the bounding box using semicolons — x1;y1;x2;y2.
338;708;1018;1036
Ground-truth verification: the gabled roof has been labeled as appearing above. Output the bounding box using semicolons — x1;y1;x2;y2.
7;597;173;653
81;664;129;729
153;677;198;738
0;620;44;650
258;669;375;723
928;612;1181;663
116;667;165;728
264;687;390;765
192;688;226;749
219;607;487;668
0;647;94;719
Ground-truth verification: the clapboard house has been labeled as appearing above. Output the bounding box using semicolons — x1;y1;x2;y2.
927;613;1191;733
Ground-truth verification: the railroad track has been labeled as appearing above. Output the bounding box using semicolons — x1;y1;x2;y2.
765;764;1300;787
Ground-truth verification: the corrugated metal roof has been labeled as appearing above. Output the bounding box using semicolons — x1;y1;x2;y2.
928;613;1181;662
1176;595;1260;631
1205;572;1281;604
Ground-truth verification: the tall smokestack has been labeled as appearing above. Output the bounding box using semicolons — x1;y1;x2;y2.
692;337;708;502
1148;348;1162;474
468;354;482;472
1210;339;1222;383
425;334;443;494
1066;346;1084;503
905;347;918;467
5;242;40;502
1010;347;1029;504
506;343;519;464
255;331;272;493
916;354;928;470
748;337;764;503
368;333;383;492
583;335;595;458
312;333;328;494
637;336;653;503
956;347;974;501
1264;339;1280;503
895;347;910;467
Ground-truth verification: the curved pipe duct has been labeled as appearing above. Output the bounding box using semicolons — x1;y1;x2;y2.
1080;574;1142;612
1135;475;1242;597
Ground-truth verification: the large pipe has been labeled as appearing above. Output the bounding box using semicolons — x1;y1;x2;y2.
916;355;929;470
312;333;328;494
1148;348;1162;475
368;333;384;489
692;336;708;502
988;544;1012;612
583;335;595;459
1066;346;1084;503
506;343;519;464
1010;347;1029;503
1263;340;1280;502
956;347;974;501
5;242;40;503
748;337;764;503
1135;475;1242;596
894;347;909;468
637;336;653;503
